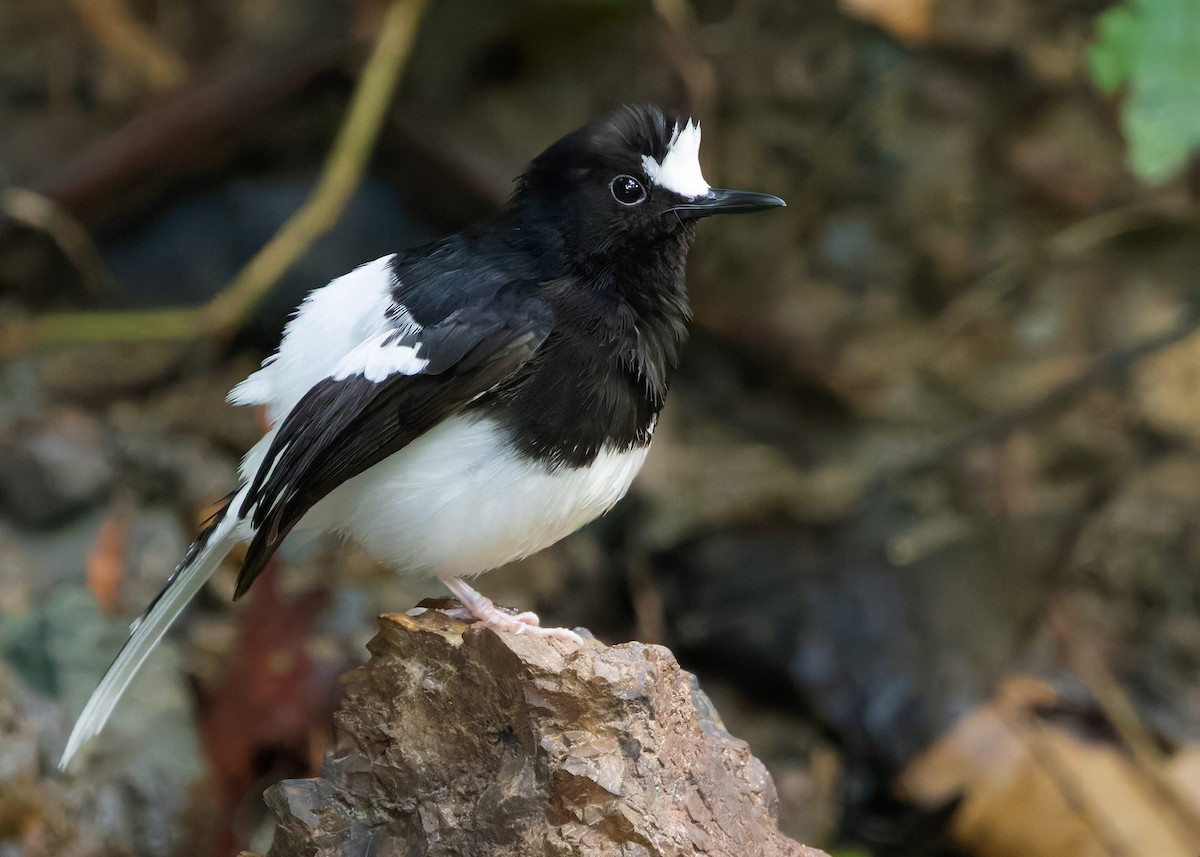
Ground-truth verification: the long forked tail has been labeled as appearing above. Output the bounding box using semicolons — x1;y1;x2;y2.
59;498;241;769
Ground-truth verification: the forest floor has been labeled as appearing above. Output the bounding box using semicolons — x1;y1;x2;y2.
2;0;1200;855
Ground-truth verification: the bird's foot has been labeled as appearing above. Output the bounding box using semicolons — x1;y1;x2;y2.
440;577;583;644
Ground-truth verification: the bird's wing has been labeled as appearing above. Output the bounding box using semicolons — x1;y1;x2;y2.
232;283;554;597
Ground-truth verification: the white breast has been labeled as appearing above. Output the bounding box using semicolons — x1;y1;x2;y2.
304;416;650;577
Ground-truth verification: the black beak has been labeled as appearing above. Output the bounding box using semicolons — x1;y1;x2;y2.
667;187;787;219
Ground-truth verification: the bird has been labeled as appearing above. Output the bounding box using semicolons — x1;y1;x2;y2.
59;103;785;768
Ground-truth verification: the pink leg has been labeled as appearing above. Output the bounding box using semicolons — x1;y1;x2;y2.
440;577;582;644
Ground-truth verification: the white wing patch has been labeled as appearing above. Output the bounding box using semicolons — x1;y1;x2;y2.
228;255;401;419
331;331;429;381
641;120;709;199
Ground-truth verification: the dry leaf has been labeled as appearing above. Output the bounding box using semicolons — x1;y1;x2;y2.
1169;746;1200;814
1133;329;1200;441
839;0;933;44
898;674;1200;857
86;503;132;615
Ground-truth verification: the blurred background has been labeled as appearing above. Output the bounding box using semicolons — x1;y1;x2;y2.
2;0;1200;854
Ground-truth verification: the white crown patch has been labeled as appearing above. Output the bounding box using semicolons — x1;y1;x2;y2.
641;120;710;199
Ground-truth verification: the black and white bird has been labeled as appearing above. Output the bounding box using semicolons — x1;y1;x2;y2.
60;104;784;767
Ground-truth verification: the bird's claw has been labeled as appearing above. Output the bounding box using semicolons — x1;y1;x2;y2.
440;578;583;644
502;613;583;643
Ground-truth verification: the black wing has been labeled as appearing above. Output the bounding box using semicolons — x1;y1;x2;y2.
232;287;554;598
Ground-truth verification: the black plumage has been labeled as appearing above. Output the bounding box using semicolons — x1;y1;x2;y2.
233;106;716;589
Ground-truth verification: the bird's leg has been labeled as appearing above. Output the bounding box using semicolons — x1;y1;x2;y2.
440;577;583;643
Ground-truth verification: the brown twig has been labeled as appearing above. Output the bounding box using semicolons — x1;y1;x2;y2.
938;190;1196;339
652;0;717;121
1086;668;1200;844
29;37;344;226
888;296;1200;478
70;0;187;91
999;707;1135;857
201;0;428;336
1049;605;1200;844
7;0;428;357
0;187;119;299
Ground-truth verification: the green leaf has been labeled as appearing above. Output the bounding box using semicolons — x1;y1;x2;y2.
1088;0;1200;182
1089;7;1138;93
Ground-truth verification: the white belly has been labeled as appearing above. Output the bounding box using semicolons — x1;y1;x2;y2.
305;416;649;577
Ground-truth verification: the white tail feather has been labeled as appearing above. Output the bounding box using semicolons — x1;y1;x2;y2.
59;509;240;769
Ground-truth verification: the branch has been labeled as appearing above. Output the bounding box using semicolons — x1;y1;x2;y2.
70;0;187;92
9;0;428;356
0;188;119;300
199;0;428;335
887;296;1200;478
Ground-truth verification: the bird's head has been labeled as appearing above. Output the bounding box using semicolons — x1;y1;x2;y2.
511;104;785;265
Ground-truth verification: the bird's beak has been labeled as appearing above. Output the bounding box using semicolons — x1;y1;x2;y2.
667;187;787;219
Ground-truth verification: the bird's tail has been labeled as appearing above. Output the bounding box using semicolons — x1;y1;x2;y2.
59;495;242;769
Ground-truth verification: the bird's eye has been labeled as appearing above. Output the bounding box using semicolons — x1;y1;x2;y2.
610;174;647;206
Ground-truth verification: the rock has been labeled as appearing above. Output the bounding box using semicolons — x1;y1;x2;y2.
0;653;213;857
0;407;114;528
261;606;823;857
